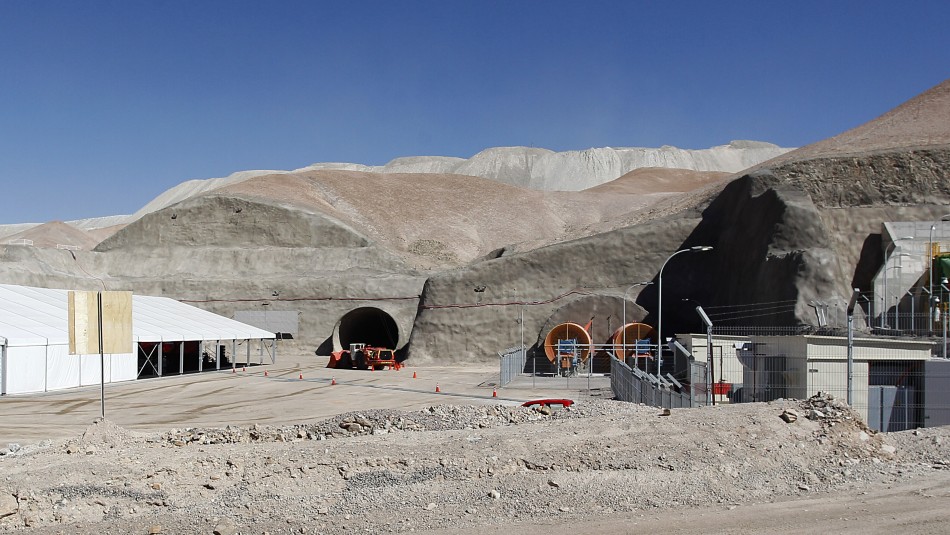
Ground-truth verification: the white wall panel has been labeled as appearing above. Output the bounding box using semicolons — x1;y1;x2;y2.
5;346;47;394
46;344;80;391
110;353;137;383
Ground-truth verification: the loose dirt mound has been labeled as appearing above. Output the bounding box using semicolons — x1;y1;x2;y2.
73;419;141;451
0;395;946;534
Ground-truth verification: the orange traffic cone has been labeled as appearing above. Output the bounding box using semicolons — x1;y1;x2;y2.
435;383;441;393
264;370;269;377
412;371;417;379
298;373;303;380
331;377;337;386
242;366;246;372
492;387;497;398
231;368;235;374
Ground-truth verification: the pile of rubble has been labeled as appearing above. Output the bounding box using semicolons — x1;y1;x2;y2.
150;402;640;448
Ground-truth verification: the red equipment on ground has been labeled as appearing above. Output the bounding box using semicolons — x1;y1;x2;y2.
521;399;575;409
327;343;399;370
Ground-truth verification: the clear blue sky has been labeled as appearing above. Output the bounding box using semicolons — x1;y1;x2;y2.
1;1;948;224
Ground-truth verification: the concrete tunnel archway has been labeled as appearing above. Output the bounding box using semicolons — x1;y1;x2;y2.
334;307;402;352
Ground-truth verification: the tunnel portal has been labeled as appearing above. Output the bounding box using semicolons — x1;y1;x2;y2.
337;307;400;350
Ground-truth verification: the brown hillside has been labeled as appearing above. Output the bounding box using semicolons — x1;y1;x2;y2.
4;221;101;250
764;78;950;167
212;169;696;265
586;168;731;194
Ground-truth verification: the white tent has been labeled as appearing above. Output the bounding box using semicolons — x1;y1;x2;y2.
0;284;275;395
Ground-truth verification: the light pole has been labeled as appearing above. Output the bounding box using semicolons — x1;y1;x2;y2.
846;288;861;406
929;215;950;333
657;245;714;376
621;281;653;361
943;278;949;359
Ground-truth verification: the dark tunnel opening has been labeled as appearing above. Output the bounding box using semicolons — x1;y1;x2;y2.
338;307;400;350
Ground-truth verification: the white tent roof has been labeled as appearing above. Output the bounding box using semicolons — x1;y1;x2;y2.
0;284;274;347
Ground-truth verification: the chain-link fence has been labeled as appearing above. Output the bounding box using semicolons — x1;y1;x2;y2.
610;356;704;409
498;346;526;387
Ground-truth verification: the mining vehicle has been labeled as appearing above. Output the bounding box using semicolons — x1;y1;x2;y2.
327;343;399;370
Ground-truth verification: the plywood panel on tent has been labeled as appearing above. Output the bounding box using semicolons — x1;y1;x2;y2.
6;346;47;394
69;291;133;355
46;344;80;391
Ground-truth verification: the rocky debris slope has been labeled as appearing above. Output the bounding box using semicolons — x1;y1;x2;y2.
0;395;946;534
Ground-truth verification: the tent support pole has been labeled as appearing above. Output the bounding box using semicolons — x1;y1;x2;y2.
179;341;184;375
157;341;163;377
1;343;6;395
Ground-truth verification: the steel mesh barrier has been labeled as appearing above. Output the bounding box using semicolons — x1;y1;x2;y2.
610;356;699;408
498;346;526;387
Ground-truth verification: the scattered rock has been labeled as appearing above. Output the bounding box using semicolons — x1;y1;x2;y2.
213;519;238;535
489;489;500;499
148;525;162;534
0;493;17;518
780;409;798;423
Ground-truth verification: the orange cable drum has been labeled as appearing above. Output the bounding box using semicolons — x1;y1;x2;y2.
543;322;593;363
608;322;656;359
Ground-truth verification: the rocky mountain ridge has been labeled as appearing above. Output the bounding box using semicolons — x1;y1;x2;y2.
0;140;790;237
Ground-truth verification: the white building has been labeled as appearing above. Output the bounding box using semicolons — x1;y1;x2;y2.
0;284;275;395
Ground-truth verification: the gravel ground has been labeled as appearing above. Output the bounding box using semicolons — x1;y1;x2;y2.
0;394;947;534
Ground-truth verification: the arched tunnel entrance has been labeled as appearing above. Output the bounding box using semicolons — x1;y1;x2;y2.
336;307;401;351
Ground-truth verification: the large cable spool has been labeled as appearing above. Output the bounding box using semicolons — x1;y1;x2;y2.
543;322;593;363
608;322;656;359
